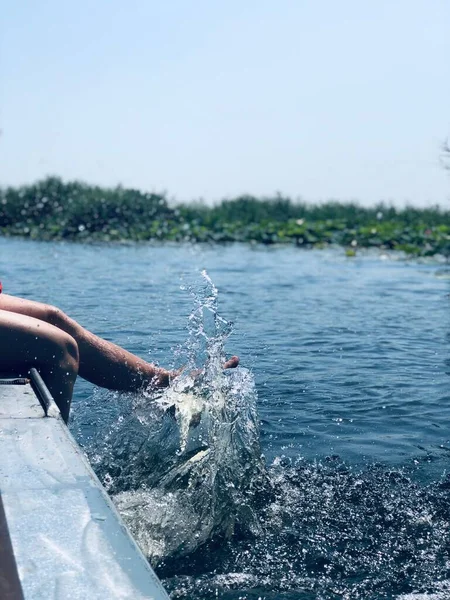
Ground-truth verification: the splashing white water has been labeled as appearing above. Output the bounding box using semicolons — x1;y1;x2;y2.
72;272;268;561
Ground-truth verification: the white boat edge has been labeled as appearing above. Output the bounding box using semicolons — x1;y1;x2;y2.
0;371;170;600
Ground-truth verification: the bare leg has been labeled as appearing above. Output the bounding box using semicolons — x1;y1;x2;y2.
0;309;79;422
0;294;166;390
0;295;239;392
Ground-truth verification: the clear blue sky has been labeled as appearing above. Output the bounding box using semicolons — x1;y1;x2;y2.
1;0;449;206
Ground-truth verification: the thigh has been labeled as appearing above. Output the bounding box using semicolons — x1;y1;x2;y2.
0;294;55;323
0;309;77;374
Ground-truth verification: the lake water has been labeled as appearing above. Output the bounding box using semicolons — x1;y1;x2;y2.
1;237;449;599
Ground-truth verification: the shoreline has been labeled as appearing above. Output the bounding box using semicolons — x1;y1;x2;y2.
1;177;449;257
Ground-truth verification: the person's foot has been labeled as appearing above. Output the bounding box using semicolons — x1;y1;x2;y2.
153;355;240;388
223;355;239;369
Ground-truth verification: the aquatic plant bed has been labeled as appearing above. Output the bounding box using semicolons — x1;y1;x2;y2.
1;177;449;257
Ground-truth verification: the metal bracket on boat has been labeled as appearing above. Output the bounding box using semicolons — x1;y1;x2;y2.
29;368;61;418
0;377;30;385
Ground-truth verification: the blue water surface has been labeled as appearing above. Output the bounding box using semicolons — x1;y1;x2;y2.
1;237;449;599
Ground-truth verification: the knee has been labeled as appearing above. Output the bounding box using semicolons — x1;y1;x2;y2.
63;334;80;370
46;332;79;376
35;307;79;373
44;304;67;329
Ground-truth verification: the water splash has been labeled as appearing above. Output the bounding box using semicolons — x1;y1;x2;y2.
71;271;450;599
161;459;450;599
72;272;268;561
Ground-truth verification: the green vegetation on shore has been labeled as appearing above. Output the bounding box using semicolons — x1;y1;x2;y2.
1;177;449;257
